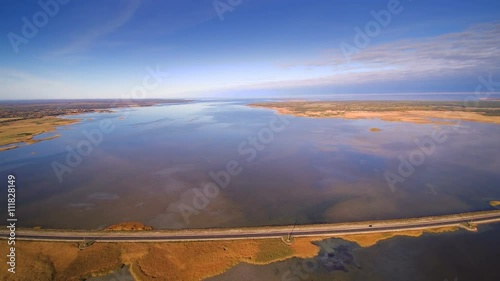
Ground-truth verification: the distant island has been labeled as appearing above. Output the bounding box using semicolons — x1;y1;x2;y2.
0;99;190;151
250;100;500;124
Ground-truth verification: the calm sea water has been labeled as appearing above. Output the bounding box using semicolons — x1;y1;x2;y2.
0;96;499;229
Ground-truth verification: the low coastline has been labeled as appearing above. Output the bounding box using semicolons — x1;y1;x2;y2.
0;116;79;151
249;100;500;124
0;99;190;151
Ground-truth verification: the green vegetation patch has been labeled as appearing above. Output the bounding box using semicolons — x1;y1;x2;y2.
254;240;294;264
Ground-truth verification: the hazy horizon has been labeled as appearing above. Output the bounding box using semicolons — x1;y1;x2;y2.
1;92;500;101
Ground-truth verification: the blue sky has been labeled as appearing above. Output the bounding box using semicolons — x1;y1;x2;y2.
1;0;499;99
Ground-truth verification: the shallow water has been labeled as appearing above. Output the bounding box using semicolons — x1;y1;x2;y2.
0;98;499;229
208;223;500;281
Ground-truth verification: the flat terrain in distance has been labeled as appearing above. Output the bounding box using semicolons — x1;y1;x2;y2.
0;99;188;119
0;99;189;151
250;100;500;124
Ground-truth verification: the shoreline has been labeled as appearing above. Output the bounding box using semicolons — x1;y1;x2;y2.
0;116;80;151
0;99;191;151
249;100;500;124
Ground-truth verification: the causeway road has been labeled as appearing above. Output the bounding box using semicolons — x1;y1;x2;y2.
1;210;500;242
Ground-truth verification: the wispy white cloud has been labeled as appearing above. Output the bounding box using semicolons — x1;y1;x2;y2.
201;22;500;93
327;22;499;73
49;0;142;57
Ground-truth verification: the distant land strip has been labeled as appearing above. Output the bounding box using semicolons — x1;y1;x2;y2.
249;100;500;124
0;99;192;150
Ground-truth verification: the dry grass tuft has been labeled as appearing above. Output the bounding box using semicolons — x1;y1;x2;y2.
133;238;315;280
335;226;458;247
490;201;500;207
105;221;153;231
57;243;122;281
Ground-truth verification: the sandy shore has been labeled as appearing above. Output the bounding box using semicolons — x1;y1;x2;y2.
250;101;500;124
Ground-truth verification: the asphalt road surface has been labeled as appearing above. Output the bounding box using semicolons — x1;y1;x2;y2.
1;210;499;242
